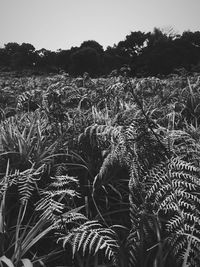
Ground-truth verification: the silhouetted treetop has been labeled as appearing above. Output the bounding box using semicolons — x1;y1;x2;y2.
80;40;104;54
117;31;149;57
70;47;102;76
1;28;200;76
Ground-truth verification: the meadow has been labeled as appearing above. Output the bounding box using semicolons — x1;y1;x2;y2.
0;71;200;267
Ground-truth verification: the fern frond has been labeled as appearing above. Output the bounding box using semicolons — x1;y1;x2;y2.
36;194;65;220
79;124;122;148
35;174;79;223
0;171;20;196
143;156;200;266
58;220;119;265
0;165;43;205
60;212;88;224
17;165;44;205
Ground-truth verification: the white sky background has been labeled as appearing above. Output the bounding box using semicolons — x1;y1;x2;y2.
0;0;200;51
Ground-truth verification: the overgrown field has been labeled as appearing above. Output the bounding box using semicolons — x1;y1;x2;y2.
0;72;200;267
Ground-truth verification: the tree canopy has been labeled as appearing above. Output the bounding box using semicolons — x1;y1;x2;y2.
0;29;200;76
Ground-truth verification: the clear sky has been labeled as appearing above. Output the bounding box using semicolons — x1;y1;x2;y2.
0;0;200;51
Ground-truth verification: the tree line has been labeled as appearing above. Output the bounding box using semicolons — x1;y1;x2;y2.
0;28;200;76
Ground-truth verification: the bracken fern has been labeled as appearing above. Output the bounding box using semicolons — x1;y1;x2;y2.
144;157;200;267
35;174;79;223
58;220;120;266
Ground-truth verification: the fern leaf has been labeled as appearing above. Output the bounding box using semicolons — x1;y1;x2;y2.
35;174;79;223
58;220;119;265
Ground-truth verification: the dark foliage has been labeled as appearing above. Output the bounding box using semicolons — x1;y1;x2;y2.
0;29;200;76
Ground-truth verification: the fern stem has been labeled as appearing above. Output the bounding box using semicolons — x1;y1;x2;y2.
92;193;109;227
182;225;195;267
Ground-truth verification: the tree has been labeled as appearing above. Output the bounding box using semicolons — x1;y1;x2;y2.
55;49;71;71
0;48;9;68
4;42;36;69
36;48;57;71
80;40;104;54
181;31;200;47
18;43;36;68
70;47;102;76
4;42;20;55
147;27;169;48
116;31;149;57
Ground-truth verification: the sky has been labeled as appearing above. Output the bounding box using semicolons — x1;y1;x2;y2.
0;0;200;51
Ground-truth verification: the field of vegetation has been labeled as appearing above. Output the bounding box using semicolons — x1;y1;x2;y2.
0;71;200;267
